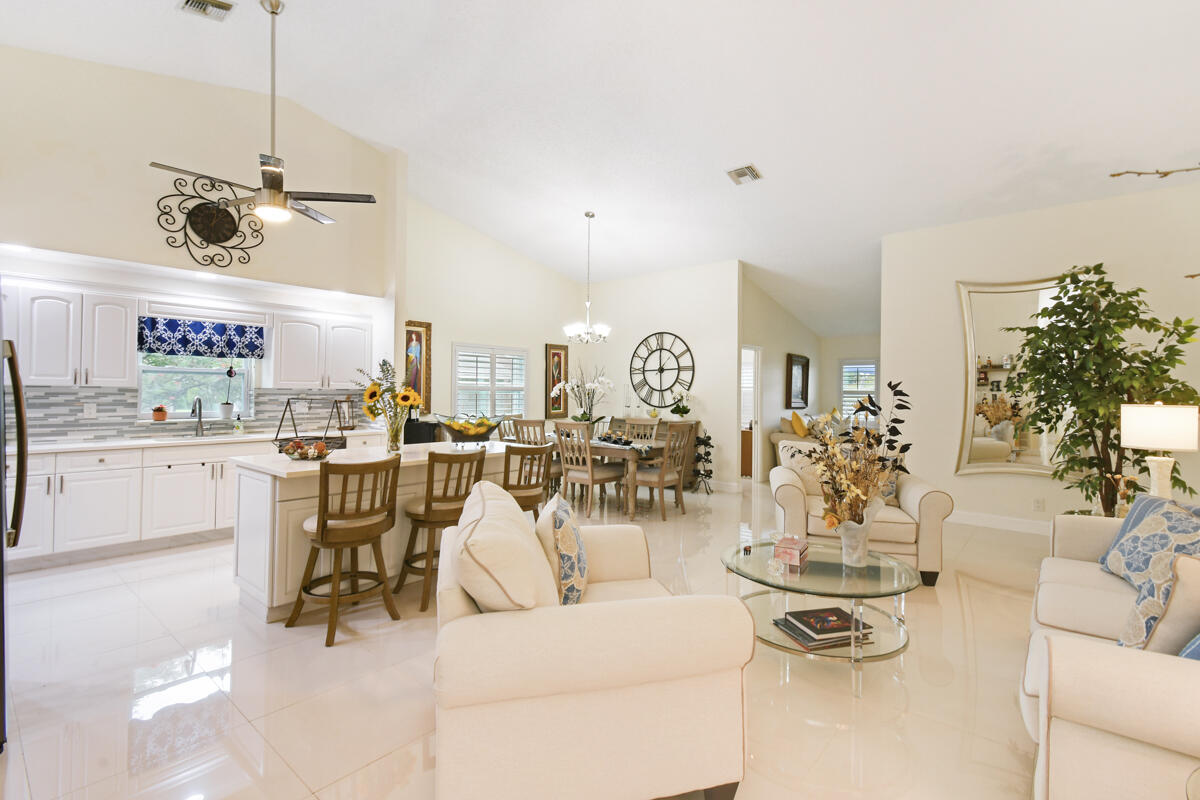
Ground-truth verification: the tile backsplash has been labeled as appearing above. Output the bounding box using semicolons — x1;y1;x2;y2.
8;385;372;443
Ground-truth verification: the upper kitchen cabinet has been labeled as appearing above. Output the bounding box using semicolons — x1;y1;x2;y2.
268;314;371;389
17;287;137;387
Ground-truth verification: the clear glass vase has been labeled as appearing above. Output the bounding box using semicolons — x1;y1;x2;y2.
835;498;884;568
386;415;406;453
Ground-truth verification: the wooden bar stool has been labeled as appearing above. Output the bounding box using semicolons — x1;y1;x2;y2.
513;419;562;493
286;455;403;647
394;448;486;611
502;442;554;520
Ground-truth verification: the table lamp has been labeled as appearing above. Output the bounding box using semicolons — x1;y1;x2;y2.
1119;402;1200;498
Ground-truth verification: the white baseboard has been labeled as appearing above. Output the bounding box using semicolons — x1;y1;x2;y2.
947;510;1051;536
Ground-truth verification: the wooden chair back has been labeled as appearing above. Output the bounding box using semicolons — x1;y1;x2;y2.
416;448;487;521
664;422;692;474
624;418;660;442
498;415;523;440
512;418;548;445
315;455;402;543
554;421;595;477
607;417;626;436
502;442;554;494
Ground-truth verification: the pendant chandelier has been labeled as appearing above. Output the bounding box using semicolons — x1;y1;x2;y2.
564;211;611;344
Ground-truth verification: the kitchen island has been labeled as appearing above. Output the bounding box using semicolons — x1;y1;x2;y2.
230;441;508;621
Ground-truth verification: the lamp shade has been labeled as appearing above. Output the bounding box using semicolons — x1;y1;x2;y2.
1120;403;1200;452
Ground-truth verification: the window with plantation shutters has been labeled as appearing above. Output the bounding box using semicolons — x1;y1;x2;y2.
453;344;528;418
841;360;878;417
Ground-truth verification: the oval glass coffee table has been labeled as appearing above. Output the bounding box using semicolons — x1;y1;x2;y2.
722;540;920;696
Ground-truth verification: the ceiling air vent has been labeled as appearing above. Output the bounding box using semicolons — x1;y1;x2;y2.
726;164;762;185
180;0;233;21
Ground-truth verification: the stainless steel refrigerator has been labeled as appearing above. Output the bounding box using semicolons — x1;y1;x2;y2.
2;321;30;751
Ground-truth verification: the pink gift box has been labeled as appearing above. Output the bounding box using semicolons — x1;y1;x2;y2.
773;535;808;570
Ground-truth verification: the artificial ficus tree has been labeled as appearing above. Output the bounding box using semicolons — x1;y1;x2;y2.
1005;263;1199;516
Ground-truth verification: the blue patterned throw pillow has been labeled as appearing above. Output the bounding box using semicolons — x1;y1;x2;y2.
1180;632;1200;660
1099;494;1200;648
547;496;588;605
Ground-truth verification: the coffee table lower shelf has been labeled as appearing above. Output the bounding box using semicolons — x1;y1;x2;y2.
740;589;909;665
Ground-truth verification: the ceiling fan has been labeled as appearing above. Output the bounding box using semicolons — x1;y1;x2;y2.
150;0;375;224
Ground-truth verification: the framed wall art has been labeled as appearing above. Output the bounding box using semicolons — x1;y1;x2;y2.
403;320;432;412
545;343;569;419
785;353;810;409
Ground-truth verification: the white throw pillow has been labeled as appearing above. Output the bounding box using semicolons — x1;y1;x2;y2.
454;481;559;613
534;493;589;604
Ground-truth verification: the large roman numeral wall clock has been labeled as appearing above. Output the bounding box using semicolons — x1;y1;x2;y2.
630;331;694;407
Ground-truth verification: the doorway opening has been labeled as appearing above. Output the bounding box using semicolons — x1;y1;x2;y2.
739;346;762;484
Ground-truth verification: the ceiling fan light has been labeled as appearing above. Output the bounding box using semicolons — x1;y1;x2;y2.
254;203;292;223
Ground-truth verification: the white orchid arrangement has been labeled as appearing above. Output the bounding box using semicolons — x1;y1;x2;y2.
551;365;614;423
669;389;692;416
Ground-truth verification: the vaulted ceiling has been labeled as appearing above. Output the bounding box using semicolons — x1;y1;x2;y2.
6;1;1200;334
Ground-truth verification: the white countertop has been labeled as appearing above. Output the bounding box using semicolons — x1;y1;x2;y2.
12;429;385;455
230;440;508;479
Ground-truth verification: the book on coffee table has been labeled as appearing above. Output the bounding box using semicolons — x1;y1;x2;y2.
785;607;874;641
772;616;872;652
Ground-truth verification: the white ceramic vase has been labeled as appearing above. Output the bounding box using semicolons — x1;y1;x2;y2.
835;497;884;568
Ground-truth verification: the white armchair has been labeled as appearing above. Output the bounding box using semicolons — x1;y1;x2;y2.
769;458;953;586
1035;636;1200;800
435;519;755;800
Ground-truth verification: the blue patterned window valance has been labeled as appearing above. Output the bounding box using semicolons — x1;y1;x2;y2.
137;316;266;359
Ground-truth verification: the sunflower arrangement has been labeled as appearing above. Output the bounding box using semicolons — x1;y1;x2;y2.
794;381;912;529
356;359;423;451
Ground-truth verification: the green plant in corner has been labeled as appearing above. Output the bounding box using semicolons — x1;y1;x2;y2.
1004;263;1199;516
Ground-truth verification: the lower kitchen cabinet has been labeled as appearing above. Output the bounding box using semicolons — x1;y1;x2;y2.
215;461;238;529
53;468;141;552
142;463;218;539
6;474;55;559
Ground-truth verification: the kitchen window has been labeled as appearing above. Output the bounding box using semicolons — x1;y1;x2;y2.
138;353;252;418
453;344;527;418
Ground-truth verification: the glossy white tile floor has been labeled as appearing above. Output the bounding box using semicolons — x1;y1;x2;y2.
0;481;1045;799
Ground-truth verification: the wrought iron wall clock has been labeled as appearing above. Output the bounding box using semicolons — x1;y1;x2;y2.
629;331;694;407
156;175;264;267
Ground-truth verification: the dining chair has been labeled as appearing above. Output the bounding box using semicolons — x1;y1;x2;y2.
513;419;562;492
554;421;624;518
395;448;486;611
498;415;523;440
286;455;402;646
624;418;660;443
636;421;691;521
502;442;554;520
607;417;627;437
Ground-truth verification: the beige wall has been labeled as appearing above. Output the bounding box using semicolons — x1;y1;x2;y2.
817;334;882;414
0;46;398;297
739;271;822;480
589;261;742;489
882;181;1200;527
404;198;582;418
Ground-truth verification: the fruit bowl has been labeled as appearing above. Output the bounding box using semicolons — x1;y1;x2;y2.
280;439;331;461
437;415;502;442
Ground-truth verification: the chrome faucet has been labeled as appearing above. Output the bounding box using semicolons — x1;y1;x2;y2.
191;397;204;437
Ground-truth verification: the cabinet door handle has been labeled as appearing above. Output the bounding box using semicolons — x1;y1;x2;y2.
73;368;78;385
211;463;216;480
84;368;89;385
58;475;64;494
46;476;51;494
219;463;224;479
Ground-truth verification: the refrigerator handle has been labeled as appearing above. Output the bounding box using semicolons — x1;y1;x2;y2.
4;341;27;549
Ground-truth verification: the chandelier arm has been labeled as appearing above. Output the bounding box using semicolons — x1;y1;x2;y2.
269;9;276;157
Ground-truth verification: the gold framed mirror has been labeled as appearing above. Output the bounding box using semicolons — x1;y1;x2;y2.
956;278;1059;477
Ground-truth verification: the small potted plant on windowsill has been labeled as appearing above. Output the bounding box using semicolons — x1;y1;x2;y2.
219;364;236;419
151;404;168;422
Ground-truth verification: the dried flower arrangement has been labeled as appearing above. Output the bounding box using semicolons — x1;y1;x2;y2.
975;395;1020;427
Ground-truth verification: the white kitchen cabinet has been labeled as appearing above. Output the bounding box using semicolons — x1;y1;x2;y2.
82;294;138;387
18;287;81;386
326;319;372;389
272;314;326;388
214;461;238;529
17;287;137;387
7;474;55;560
141;463;217;539
53;468;141;552
1;283;18;342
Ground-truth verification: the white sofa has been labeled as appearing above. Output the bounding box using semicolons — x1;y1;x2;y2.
768;441;953;586
1022;514;1200;799
434;492;755;800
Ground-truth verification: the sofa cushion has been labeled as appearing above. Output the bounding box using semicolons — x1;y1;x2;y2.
807;502;917;543
455;481;559;613
533;493;589;604
1098;495;1200;648
1144;554;1200;654
580;578;671;603
790;412;809;437
1034;557;1135;639
1180;631;1200;660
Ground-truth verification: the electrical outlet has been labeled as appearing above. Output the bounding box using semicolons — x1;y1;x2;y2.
82;402;97;420
1033;497;1046;512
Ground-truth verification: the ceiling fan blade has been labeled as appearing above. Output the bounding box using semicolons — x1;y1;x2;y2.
149;162;255;192
288;198;336;224
259;154;285;192
220;196;257;208
287;191;376;204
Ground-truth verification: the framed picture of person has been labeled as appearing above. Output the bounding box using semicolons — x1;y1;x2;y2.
403;320;432;413
545;343;569;419
785;353;810;409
